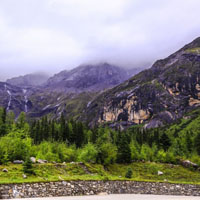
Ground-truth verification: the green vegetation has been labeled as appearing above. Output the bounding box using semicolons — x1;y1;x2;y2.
125;167;133;179
0;107;200;184
23;157;34;174
0;162;200;184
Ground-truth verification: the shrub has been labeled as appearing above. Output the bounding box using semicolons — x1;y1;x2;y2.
78;143;98;163
125;167;133;178
97;143;117;165
23;157;34;174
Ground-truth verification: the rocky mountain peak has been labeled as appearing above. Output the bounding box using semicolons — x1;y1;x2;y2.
45;63;137;93
82;37;200;128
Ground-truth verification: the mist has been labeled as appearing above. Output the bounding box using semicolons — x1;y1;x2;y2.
0;0;200;80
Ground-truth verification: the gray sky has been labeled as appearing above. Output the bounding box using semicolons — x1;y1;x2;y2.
0;0;200;80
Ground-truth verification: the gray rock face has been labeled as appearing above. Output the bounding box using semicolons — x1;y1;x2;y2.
83;37;200;128
44;63;136;93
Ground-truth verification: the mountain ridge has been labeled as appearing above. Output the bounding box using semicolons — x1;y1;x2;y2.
82;37;200;128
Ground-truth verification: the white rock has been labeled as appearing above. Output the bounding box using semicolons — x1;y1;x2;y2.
23;174;27;179
2;168;8;172
30;157;36;163
158;171;164;175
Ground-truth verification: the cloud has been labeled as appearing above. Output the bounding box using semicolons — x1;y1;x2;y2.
0;0;200;80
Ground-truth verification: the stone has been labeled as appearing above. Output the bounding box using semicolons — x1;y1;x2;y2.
158;171;164;175
1;180;200;198
23;174;27;179
30;157;36;163
37;159;45;164
13;160;24;164
2;168;8;172
180;159;198;169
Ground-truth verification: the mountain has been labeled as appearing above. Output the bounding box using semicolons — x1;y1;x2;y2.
6;73;49;87
83;37;200;128
1;63;139;119
44;63;136;93
0;82;35;116
28;63;138;119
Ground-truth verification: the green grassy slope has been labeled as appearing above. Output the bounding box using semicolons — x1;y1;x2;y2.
0;162;199;185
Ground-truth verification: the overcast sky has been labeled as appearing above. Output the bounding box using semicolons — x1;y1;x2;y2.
0;0;200;80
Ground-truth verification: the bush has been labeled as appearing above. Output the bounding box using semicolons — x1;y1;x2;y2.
34;142;77;163
125;167;133;178
140;144;153;161
78;143;98;163
23;157;34;174
0;131;31;162
97;143;117;165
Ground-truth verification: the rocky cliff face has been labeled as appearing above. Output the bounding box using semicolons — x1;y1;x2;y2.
0;82;35;116
83;37;200;128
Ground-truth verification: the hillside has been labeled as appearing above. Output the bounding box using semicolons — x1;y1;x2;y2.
83;37;200;128
0;162;199;185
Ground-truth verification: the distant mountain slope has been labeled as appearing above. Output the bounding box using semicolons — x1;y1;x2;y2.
0;63;139;119
83;37;200;128
6;73;49;87
0;82;35;116
45;63;136;93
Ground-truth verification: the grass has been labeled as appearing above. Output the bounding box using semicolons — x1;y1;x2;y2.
0;162;200;185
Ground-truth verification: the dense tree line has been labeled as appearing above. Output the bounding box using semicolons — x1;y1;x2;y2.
0;107;200;165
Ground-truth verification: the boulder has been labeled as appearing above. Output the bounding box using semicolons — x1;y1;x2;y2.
37;159;45;164
13;160;24;164
158;171;164;175
2;168;8;172
30;157;36;163
23;174;27;179
37;159;48;164
180;160;198;169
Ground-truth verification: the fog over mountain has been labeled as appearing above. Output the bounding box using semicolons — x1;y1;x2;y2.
0;0;200;80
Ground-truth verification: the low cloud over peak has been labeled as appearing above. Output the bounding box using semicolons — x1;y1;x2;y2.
0;0;200;80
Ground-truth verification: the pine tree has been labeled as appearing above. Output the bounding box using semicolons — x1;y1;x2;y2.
160;132;171;151
23;157;34;174
0;107;7;136
117;133;131;163
195;133;200;155
17;112;26;129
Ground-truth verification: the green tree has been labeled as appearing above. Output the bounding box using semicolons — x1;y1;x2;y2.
78;143;97;163
117;133;131;163
17;112;26;129
23;157;34;174
195;133;200;155
125;167;133;178
160;132;171;151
